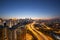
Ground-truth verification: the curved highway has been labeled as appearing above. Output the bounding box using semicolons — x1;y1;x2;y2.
26;21;53;40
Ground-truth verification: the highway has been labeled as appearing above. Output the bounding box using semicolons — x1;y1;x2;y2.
26;21;53;40
41;23;52;30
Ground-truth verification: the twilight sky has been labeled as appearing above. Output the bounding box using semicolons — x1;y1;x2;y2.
0;0;60;19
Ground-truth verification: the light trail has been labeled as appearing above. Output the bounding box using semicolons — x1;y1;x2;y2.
26;21;53;40
26;24;43;40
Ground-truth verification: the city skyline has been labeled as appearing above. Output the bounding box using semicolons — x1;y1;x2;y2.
0;0;60;19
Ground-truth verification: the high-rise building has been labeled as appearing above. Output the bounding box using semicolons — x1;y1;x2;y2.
0;25;4;40
0;18;3;25
3;23;9;40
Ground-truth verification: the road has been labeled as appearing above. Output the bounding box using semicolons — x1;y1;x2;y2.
41;23;52;30
26;21;53;40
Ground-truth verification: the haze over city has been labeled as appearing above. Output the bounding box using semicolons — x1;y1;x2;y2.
0;0;60;40
0;0;60;19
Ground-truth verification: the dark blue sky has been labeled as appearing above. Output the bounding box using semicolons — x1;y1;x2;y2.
0;0;60;19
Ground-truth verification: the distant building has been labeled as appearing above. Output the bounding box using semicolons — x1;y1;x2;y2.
0;18;3;25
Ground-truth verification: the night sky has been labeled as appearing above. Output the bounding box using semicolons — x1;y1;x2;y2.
0;0;60;19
